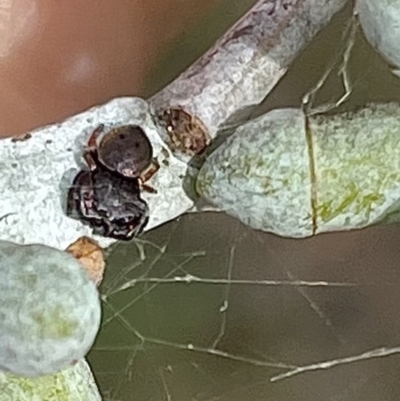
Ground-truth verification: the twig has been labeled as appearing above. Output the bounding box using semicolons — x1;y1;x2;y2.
150;0;349;138
271;346;400;382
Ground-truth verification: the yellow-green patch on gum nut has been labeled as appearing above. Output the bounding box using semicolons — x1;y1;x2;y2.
0;359;101;401
310;103;400;233
197;108;313;237
0;241;101;378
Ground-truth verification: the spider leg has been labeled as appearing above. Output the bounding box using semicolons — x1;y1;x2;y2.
139;183;157;194
84;124;105;170
140;158;160;183
83;152;98;170
139;158;160;194
87;124;105;149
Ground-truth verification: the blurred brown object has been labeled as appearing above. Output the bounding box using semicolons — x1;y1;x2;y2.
66;236;105;287
0;0;221;137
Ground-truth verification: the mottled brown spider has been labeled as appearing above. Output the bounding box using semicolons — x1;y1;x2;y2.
85;124;159;192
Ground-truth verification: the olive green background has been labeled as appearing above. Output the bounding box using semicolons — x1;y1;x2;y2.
88;1;400;400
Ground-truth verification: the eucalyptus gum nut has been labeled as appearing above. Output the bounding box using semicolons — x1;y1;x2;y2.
0;241;101;378
197;103;400;237
310;103;400;232
197;108;313;237
357;0;400;72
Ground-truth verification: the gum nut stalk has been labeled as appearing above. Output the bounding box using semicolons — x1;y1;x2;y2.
196;104;400;237
0;241;101;377
357;0;400;74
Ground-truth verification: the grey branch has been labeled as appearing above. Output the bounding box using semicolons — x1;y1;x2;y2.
150;0;348;138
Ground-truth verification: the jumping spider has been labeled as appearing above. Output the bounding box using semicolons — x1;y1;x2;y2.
67;124;159;240
84;124;159;192
67;166;149;240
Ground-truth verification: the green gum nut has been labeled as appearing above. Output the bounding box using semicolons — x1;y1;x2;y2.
357;0;400;74
0;241;101;378
196;103;400;237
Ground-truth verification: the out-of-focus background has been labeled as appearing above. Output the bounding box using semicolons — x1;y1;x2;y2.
0;0;224;136
85;1;400;401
